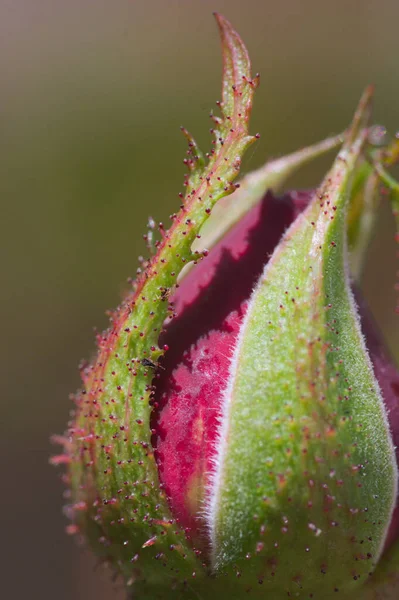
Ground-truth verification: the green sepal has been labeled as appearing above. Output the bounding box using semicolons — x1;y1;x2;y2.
58;13;259;588
208;88;398;598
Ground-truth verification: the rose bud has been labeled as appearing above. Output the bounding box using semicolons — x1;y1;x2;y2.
52;13;399;600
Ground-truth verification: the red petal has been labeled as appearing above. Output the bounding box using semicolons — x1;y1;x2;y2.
152;191;310;539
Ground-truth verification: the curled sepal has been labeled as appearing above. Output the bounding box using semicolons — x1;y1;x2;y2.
180;13;259;206
207;88;398;598
215;13;259;118
56;13;259;587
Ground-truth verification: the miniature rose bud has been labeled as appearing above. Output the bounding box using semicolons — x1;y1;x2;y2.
52;13;399;600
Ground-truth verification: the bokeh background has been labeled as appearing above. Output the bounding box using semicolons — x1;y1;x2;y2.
2;1;399;598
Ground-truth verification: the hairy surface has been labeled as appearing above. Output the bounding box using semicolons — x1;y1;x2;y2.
153;190;399;555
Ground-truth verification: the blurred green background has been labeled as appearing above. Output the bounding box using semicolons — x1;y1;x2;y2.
1;1;398;598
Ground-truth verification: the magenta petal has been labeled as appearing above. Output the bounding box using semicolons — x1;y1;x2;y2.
152;190;311;536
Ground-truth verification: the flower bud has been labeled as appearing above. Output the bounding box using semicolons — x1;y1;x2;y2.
53;14;399;600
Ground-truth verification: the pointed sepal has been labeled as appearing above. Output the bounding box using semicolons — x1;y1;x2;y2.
207;88;398;598
53;13;259;590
